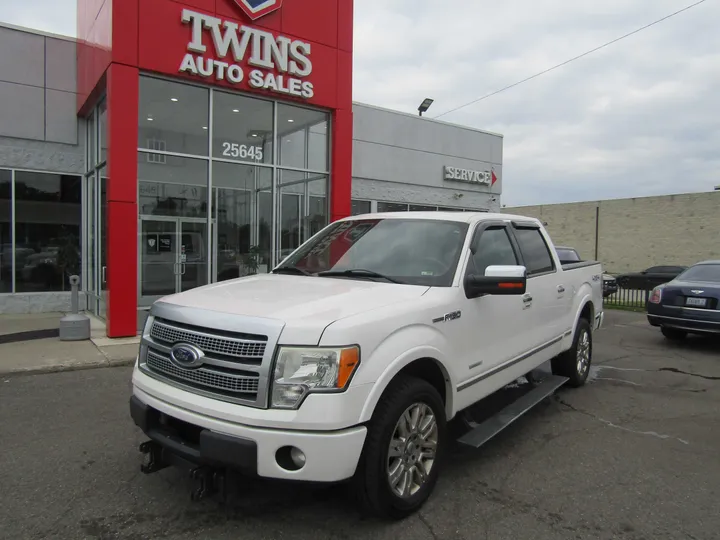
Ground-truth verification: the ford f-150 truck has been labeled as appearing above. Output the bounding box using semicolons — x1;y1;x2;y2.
130;212;604;519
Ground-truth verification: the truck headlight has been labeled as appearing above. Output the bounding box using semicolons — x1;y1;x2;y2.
270;346;360;409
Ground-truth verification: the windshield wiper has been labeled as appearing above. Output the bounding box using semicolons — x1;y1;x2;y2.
273;265;311;276
317;269;403;284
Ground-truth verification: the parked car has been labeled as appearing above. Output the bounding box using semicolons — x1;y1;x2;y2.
555;246;617;298
130;213;604;518
647;260;720;340
615;265;687;290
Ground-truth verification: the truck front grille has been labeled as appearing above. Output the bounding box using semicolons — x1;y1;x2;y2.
146;351;259;396
141;316;271;407
150;318;266;365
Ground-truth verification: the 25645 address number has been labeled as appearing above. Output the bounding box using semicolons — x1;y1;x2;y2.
222;142;264;161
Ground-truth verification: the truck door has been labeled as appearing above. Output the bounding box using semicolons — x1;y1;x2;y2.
509;223;567;354
457;223;533;380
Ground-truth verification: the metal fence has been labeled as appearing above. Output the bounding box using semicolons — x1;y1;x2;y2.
604;286;651;310
603;276;675;311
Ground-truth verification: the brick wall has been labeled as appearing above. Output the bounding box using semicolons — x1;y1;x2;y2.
506;191;720;274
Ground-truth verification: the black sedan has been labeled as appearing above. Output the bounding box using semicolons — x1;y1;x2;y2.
616;265;687;290
647;260;720;340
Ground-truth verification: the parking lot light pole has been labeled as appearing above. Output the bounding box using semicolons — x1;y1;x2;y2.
418;98;434;117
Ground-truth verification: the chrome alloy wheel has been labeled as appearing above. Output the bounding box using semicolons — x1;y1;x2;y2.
576;329;591;376
387;402;438;498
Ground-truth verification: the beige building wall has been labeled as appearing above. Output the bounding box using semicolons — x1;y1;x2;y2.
506;191;720;274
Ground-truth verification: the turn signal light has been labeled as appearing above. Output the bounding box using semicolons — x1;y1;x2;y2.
498;282;524;289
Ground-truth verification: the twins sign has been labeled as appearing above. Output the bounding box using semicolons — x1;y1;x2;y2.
179;7;314;99
233;0;283;20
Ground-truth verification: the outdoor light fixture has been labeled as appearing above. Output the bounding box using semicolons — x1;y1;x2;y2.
287;119;294;122
418;98;434;116
170;98;178;102
233;109;240;113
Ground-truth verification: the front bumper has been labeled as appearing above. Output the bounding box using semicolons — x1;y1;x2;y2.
130;389;367;483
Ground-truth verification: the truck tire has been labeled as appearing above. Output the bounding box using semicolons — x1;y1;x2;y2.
551;318;592;387
352;375;446;520
661;327;687;341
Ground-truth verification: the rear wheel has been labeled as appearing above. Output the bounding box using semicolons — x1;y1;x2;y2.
661;327;687;341
352;375;446;520
552;318;592;387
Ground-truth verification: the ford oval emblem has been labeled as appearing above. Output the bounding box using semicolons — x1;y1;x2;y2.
170;343;204;369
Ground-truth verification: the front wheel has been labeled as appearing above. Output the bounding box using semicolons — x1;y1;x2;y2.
352;375;446;520
552;318;593;387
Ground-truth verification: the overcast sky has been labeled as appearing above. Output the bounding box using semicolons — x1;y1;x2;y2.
1;0;717;206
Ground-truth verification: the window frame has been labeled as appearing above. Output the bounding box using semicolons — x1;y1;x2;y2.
463;221;522;280
509;221;557;278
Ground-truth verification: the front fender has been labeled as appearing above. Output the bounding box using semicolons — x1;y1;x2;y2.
354;324;455;424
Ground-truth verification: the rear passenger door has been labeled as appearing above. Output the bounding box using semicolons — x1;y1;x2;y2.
509;223;567;350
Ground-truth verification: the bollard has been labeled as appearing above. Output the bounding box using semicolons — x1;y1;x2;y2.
59;275;91;341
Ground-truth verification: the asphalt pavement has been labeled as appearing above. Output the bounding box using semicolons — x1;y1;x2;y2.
1;310;719;540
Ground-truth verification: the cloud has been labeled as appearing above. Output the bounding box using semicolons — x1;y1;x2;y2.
353;0;720;205
0;0;76;37
2;0;718;206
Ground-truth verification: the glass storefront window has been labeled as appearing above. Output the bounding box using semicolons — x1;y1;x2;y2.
377;202;409;213
409;204;437;212
277;104;329;171
213;161;273;280
87;112;96;169
0;170;11;293
351;200;371;216
98;99;108;165
213;92;273;165
138;78;210;157
138;153;209;218
14;172;82;292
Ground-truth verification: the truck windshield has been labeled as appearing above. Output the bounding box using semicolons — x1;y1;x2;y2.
276;218;469;286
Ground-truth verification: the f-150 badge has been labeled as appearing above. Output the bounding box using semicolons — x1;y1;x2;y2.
433;311;461;323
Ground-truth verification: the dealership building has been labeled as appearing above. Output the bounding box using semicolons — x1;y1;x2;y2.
0;0;503;336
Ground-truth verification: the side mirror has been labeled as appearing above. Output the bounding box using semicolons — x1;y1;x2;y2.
464;265;527;299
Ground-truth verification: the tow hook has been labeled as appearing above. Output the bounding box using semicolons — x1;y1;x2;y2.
139;440;169;474
190;467;226;502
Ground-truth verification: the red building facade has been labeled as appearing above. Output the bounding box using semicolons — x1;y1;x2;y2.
77;0;354;337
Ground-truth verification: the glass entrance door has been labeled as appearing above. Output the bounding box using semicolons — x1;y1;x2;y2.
139;216;208;307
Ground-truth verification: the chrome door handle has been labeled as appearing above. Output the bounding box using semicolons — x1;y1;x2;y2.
173;262;180;275
523;294;533;303
180;264;186;275
557;285;565;293
101;266;107;284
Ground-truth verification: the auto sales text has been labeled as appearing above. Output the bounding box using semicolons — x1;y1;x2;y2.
179;9;314;99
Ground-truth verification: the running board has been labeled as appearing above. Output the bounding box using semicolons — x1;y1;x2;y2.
457;375;569;448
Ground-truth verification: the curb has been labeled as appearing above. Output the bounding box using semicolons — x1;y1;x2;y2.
0;358;136;378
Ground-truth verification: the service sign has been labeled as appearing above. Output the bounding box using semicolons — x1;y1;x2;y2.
178;9;314;100
444;166;498;187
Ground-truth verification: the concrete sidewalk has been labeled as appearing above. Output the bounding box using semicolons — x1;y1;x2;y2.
0;313;139;376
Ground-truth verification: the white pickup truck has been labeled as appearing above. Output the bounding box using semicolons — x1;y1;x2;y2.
130;212;604;519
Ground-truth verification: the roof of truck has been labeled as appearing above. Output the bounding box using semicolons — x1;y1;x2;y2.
340;211;542;225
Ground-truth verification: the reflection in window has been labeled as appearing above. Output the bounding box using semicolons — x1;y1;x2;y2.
277;104;329;171
138;153;208;218
351;200;371;216
409;204;437;212
377;202;409;213
213;92;273;164
138;77;209;156
0;170;11;292
213;162;272;280
14;172;82;292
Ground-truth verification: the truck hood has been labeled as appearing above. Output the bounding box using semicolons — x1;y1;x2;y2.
158;274;430;344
